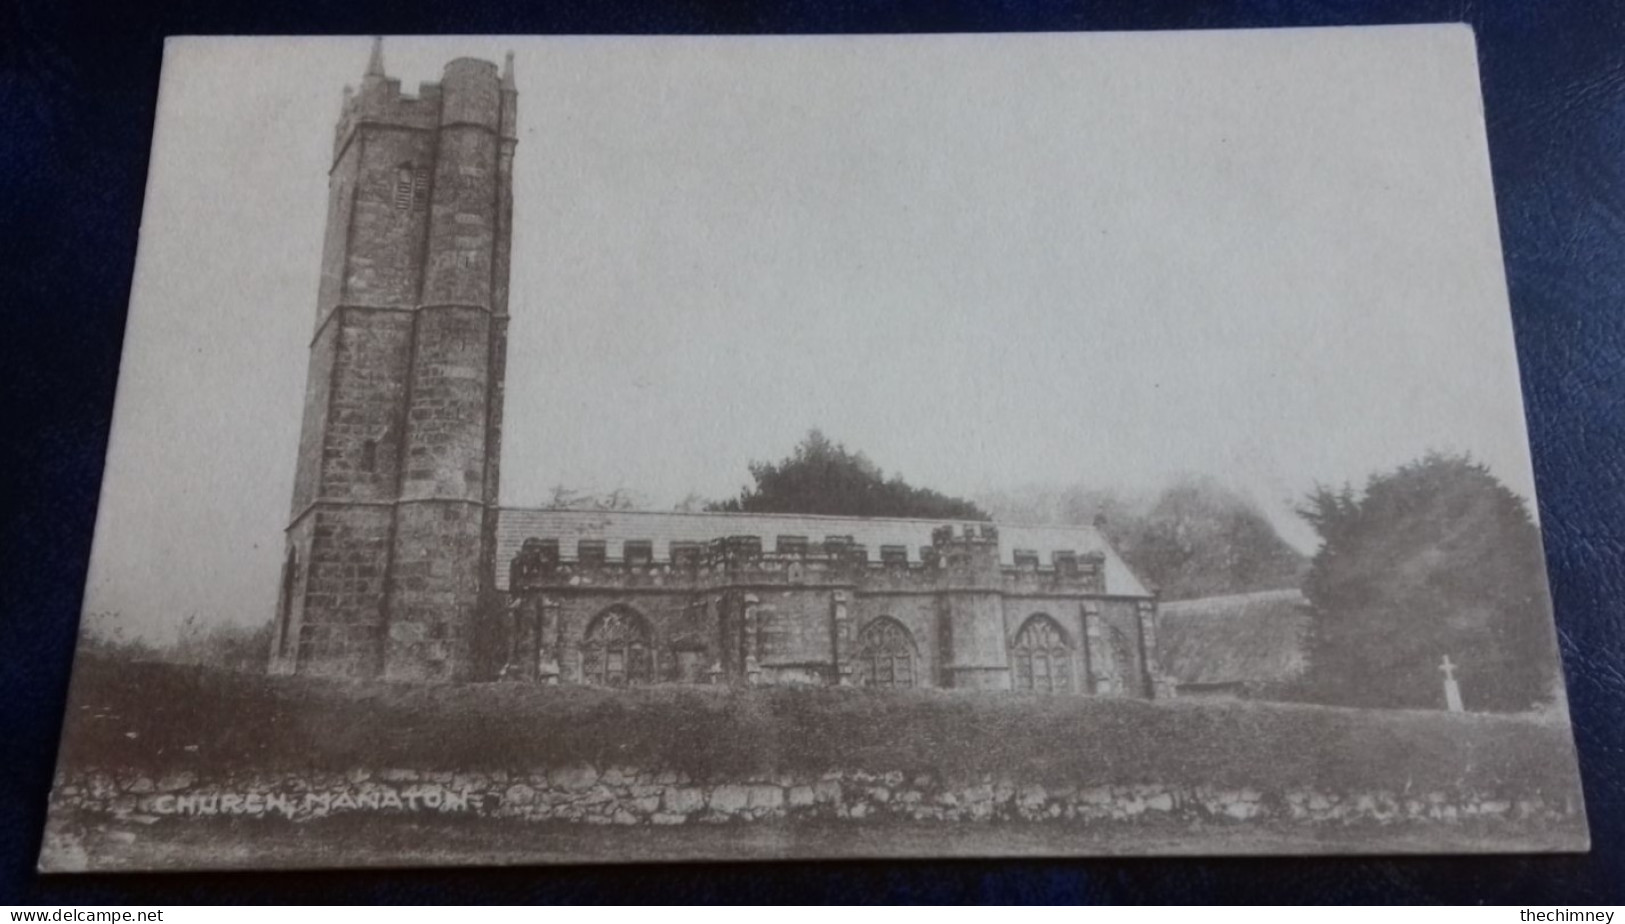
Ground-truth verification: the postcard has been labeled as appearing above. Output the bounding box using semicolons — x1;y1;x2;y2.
41;27;1586;871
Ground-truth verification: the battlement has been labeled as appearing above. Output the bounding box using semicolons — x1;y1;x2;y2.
332;43;516;167
334;79;443;164
505;532;1109;595
931;523;1000;546
494;508;1151;598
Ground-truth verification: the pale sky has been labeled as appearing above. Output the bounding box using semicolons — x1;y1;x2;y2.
83;27;1540;641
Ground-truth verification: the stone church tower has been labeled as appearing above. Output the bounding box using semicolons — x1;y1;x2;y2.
270;41;517;681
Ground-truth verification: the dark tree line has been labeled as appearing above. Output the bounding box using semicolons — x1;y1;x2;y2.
1295;452;1561;712
709;430;989;521
80;611;273;673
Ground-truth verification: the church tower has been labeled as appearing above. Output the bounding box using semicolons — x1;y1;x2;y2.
270;40;517;681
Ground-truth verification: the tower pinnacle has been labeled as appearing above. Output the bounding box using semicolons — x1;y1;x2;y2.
365;36;386;80
501;50;516;90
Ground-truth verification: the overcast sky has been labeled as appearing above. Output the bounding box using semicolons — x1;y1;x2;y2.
84;27;1539;641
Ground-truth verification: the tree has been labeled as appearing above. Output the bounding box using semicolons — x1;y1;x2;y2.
170;616;274;673
1296;452;1559;712
595;487;644;511
978;476;1306;600
78;611;160;662
672;492;710;513
548;484;589;508
1106;477;1306;600
710;429;989;520
544;485;644;510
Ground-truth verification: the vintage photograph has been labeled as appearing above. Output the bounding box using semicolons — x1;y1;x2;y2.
41;28;1586;871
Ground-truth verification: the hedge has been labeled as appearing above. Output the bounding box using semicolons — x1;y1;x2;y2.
56;656;1582;796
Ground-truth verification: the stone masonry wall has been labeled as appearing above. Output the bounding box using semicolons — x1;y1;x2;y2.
277;54;513;683
54;763;1577;832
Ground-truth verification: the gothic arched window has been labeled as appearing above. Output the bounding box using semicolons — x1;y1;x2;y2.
856;617;917;688
1012;614;1074;693
581;607;654;687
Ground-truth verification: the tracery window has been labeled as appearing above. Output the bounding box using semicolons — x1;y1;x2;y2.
581;607;654;686
1012;614;1073;693
856;617;917;688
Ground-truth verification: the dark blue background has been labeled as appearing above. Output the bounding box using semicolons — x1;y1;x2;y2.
3;0;1622;904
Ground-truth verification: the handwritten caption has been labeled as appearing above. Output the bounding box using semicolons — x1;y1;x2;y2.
144;785;476;820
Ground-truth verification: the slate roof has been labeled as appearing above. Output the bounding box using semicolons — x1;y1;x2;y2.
1155;588;1311;687
494;507;1151;597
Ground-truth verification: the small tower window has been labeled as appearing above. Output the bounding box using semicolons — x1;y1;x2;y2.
394;165;414;210
414;167;431;209
361;439;378;473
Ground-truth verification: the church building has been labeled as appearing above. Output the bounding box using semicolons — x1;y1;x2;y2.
269;44;1167;697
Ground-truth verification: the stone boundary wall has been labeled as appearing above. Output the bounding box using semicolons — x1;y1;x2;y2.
51;765;1579;830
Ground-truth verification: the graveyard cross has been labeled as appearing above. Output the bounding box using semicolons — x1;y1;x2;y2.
1439;654;1465;713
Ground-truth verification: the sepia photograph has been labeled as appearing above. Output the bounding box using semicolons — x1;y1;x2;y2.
39;27;1587;871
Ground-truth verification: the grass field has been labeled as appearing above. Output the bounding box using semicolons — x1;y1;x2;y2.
57;655;1584;798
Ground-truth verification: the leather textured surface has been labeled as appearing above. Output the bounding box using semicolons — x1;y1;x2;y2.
2;0;1621;904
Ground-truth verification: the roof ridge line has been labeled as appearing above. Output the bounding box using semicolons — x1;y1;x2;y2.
498;506;1107;531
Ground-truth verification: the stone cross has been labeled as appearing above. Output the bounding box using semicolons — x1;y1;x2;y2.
1439;654;1464;713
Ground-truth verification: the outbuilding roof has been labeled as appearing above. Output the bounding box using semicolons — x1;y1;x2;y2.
1156;588;1311;687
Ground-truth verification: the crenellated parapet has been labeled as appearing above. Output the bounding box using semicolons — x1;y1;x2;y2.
334;76;444;168
999;550;1108;596
506;529;1108;596
508;536;868;593
931;522;998;563
495;513;1157;696
332;48;516;170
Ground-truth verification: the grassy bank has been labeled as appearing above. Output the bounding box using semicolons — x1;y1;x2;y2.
56;655;1582;796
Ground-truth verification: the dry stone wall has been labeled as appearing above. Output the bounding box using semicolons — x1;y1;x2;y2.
52;764;1577;831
